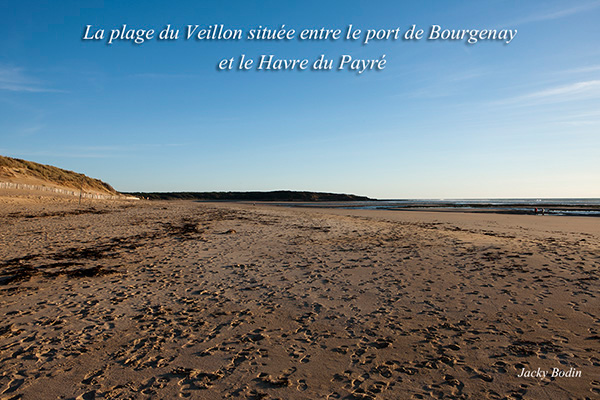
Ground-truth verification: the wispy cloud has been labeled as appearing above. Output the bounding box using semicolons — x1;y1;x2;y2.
3;142;189;160
0;65;61;93
2;150;122;159
546;109;600;127
403;69;488;99
19;124;45;136
495;80;600;106
507;1;600;26
561;65;600;74
525;80;600;99
130;72;202;80
67;143;187;153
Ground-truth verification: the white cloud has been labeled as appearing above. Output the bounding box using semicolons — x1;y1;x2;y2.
4;142;190;160
506;1;600;26
562;65;600;74
496;80;600;106
525;80;600;98
0;65;60;93
400;69;488;99
19;124;44;136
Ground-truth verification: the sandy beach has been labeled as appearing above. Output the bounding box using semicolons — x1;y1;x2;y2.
1;196;598;399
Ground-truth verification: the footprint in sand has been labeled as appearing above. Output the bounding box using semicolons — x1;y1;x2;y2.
591;380;600;395
1;376;25;396
296;379;308;391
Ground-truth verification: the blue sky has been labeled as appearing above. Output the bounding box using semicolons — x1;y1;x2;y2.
1;0;599;198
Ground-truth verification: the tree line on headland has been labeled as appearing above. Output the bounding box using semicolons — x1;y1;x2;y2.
125;191;372;202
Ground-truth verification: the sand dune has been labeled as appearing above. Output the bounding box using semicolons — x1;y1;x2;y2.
0;155;118;197
0;199;598;399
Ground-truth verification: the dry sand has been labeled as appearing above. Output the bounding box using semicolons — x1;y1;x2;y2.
0;196;598;399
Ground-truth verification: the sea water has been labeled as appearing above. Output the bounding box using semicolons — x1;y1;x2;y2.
281;199;600;217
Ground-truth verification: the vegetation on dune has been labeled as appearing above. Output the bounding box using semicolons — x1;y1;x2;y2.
0;155;117;194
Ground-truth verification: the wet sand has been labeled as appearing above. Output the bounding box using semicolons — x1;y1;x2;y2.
0;197;599;399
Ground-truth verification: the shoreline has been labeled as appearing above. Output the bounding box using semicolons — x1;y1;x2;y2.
236;201;600;218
